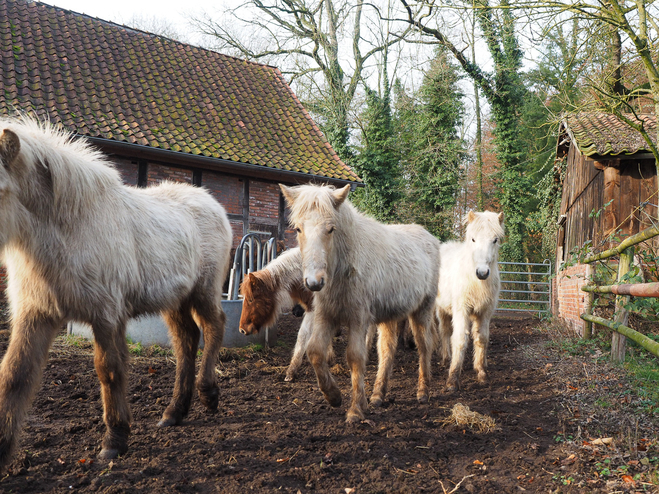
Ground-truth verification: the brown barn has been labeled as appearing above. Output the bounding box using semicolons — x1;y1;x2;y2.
0;0;360;253
554;112;658;332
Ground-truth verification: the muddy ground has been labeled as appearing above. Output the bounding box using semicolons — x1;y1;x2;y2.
0;313;657;493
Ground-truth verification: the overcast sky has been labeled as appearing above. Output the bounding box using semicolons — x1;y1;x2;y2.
43;0;218;44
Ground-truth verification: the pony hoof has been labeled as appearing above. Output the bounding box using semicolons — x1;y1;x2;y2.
157;416;178;428
324;390;342;408
198;387;219;411
370;396;383;408
98;448;121;460
445;384;458;394
346;411;364;424
417;393;429;404
477;372;488;384
284;374;295;382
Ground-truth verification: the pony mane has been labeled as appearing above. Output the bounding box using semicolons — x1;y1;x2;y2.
464;211;505;239
286;184;342;225
2;115;121;216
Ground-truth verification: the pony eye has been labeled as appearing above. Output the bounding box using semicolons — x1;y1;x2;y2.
472;238;475;243
295;227;301;233
493;238;498;244
328;226;335;234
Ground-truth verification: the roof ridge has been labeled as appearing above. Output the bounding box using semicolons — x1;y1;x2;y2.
31;0;281;71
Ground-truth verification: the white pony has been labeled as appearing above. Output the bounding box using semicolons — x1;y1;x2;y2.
436;210;504;392
0;117;231;468
280;184;440;423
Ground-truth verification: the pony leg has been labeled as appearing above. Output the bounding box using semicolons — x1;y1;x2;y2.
438;310;453;364
158;306;201;427
0;313;60;470
409;311;434;404
370;322;397;408
193;302;226;411
446;311;470;393
345;323;369;423
92;320;132;460
471;314;490;384
286;313;314;382
306;317;341;409
364;324;377;359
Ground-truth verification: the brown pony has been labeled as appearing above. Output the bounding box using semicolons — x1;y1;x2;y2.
238;248;323;381
0;117;232;468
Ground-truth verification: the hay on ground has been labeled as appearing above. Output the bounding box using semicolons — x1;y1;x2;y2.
438;403;497;433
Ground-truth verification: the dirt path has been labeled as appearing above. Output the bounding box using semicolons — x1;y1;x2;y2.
0;314;656;493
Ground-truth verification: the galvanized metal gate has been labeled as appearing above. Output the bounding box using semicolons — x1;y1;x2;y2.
497;260;552;316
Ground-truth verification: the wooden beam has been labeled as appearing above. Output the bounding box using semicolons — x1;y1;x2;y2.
582;226;659;263
582;282;659;297
603;165;620;242
581;314;659;359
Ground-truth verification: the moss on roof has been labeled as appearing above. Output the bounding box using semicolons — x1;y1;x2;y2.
0;0;360;182
563;112;657;157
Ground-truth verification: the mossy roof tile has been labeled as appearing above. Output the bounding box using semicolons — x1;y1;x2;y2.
563;112;657;157
0;0;359;183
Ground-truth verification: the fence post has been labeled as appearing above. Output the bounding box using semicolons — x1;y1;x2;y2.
583;290;593;340
611;246;634;363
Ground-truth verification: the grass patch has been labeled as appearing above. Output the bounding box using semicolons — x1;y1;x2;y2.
61;333;93;349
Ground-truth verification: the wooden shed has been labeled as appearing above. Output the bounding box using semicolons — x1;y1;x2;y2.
554;112;658;332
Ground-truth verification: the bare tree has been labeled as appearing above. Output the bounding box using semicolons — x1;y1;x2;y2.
517;0;659;168
125;14;188;43
192;0;411;161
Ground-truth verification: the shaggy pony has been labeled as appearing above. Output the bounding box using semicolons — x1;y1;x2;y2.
239;248;385;385
280;184;440;423
436;210;504;391
0;117;231;468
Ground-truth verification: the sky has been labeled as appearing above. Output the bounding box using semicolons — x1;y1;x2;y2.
44;0;220;44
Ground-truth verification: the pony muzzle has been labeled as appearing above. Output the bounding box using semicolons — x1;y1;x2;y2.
304;276;325;292
239;324;259;335
476;267;490;280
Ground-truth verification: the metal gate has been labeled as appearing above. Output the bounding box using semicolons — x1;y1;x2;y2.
497;260;552;316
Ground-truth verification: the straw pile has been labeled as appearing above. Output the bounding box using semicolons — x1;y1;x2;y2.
439;403;497;433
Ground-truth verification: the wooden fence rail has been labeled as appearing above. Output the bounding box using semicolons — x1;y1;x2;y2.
580;226;659;362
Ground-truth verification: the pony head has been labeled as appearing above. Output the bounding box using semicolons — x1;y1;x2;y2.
279;183;350;292
238;272;277;334
464;210;505;280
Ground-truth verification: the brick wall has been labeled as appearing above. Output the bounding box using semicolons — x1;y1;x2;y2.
113;159;139;186
202;172;244;217
556;263;592;336
147;163;193;185
249;180;280;227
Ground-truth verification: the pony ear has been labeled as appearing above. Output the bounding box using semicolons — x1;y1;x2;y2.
497;212;504;224
332;184;351;208
248;272;268;292
279;184;298;206
0;129;20;168
466;210;476;224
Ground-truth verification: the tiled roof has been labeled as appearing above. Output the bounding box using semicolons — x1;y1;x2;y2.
0;0;360;182
563;112;657;157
